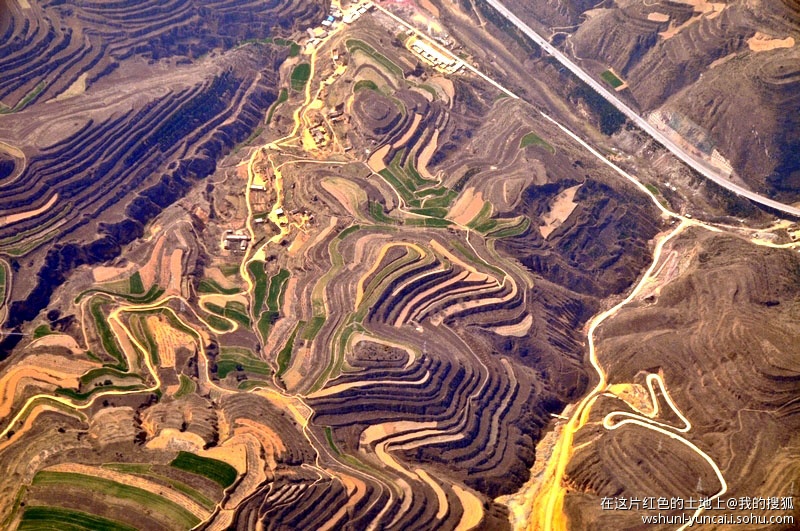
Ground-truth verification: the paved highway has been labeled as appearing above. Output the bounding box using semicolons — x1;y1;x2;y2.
483;0;800;218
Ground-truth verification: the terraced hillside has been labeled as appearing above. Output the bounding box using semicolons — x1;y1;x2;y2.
0;0;326;350
501;0;800;199
561;229;800;528
1;1;798;530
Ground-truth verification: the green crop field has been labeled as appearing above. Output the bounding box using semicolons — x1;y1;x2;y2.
170;452;237;488
601;69;624;88
31;471;199;529
519;131;555;153
291;63;311;91
19;506;137;531
345;39;404;79
128;272;145;295
266;269;290;312
174;374;196;398
266;88;288;125
248;261;269;314
276;323;302;377
354;79;378;92
198;278;240;295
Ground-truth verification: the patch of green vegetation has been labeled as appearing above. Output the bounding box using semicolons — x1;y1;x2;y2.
266;88;288;125
645;183;659;195
451;241;505;278
368;200;398;224
256;311;278;342
416;84;438;99
219;264;241;277
55;384;143;401
266;269;290;312
273;37;301;57
224;301;251;327
248;261;269;314
198;278;240;295
378;168;418;206
128;272;145;295
409;207;448;218
291;63;311;92
276;322;302;378
217;347;271;379
89;297;126;369
101;463;153;474
519;131;555;153
170;452;237;488
354;79;379;92
405;217;452;228
324;426;340;455
302;315;326;341
32;471;199;529
346;39;404;79
1;82;46;114
336;224;361;241
19;506;137;531
474;218;499;233
75;284;165;305
467;201;493;229
101;463;215;511
485;216;531;239
78;367;141;386
238;379;271;390
174;374;196;398
204;313;233;332
33;324;53;339
601;69;624;88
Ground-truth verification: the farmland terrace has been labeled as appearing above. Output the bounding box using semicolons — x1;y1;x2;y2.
0;1;798;530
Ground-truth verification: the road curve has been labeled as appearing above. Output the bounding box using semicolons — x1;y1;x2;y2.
482;0;800;218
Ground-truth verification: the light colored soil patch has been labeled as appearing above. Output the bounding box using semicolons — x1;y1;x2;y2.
89;406;137;446
93;263;135;283
659;1;726;39
166;249;184;294
202;293;248;308
146;315;193;369
0;359;95;417
140;235;165;287
205;267;239;290
146;427;206;451
367;144;391;173
288;230;310;255
200;436;249;473
416;128;439;179
51;73;88;102
236;162;249;179
416;469;448;520
748;32;795;52
361;420;437;446
392;113;422;149
647;12;670;23
448;188;484;225
321;177;367;218
0;193;58;225
233;418;286;470
452;484;484;531
490;314;533;337
46;462;211;519
30;333;83;353
540;185;580;239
